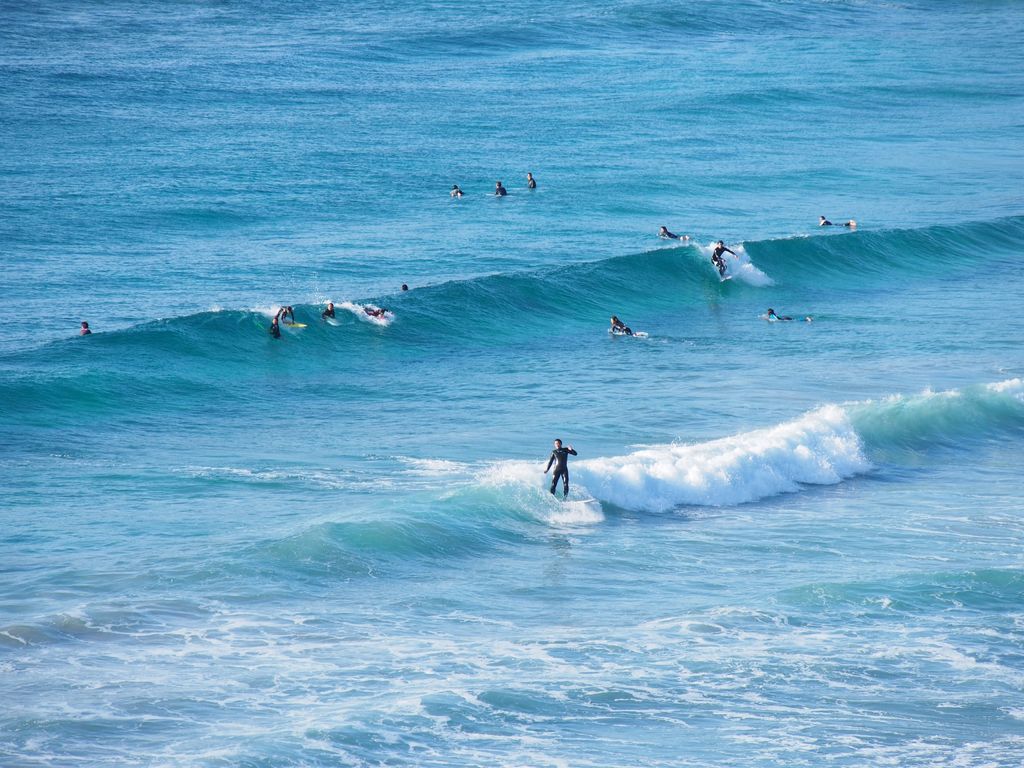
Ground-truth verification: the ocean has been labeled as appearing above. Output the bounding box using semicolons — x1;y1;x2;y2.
2;1;1024;765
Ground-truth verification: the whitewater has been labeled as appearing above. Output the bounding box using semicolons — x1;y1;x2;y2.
3;1;1024;767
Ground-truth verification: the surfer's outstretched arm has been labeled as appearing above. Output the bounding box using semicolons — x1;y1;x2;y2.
544;453;555;473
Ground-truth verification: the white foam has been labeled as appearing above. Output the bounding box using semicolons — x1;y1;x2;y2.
696;241;774;286
340;301;394;326
480;405;869;513
987;378;1023;394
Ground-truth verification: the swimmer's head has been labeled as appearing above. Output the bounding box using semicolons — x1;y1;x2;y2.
401;284;408;291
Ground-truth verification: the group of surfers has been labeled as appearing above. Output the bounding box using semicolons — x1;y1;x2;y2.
450;173;536;199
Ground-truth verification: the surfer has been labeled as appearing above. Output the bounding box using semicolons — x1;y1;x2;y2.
321;302;335;319
659;226;688;241
766;308;793;321
526;172;537;189
494;181;507;197
365;307;388;318
544;439;578;499
269;316;281;338
277;306;295;324
80;321;92;336
451;185;463;198
610;315;633;336
820;215;856;228
401;284;409;291
711;241;735;277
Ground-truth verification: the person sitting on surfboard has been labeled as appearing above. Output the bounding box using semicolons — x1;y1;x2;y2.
80;321;92;336
711;241;735;277
610;315;633;336
766;308;793;322
544;439;578;499
526;172;537;189
494;181;507;197
659;226;688;241
269;316;281;338
321;302;335;319
820;215;856;228
450;185;463;198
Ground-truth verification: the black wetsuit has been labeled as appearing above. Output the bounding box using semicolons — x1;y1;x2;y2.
712;245;734;276
270;322;281;339
545;446;578;497
322;307;335;319
660;230;680;240
495;185;507;197
820;219;833;226
528;178;537;189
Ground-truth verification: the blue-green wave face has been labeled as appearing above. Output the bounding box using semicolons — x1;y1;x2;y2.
4;0;1024;766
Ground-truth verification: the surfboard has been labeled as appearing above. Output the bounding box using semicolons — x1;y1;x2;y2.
609;329;648;338
552;497;604;525
719;274;733;282
283;322;307;328
324;318;340;326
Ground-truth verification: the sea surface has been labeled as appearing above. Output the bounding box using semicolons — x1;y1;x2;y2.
2;1;1024;766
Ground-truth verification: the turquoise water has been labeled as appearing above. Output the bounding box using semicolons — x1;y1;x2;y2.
3;1;1024;765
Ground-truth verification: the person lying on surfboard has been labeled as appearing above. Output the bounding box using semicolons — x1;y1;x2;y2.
610;315;633;336
819;215;856;228
364;306;388;318
450;185;463;198
322;302;335;319
766;308;793;322
659;226;688;241
711;241;735;276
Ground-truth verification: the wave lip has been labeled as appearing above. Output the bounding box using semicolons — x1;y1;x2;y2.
574;405;867;511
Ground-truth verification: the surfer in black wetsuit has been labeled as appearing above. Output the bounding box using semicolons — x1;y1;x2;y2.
544;439;578;498
451;185;463;198
322;302;335;319
610;315;633;336
820;215;856;228
659;226;681;240
526;172;537;189
495;181;507;197
401;284;409;291
365;306;388;318
269;316;281;338
277;306;295;324
711;241;735;276
80;321;92;336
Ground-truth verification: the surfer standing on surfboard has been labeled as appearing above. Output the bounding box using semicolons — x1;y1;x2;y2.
544;439;578;499
711;241;735;277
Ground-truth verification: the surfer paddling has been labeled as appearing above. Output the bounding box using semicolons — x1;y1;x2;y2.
364;307;389;319
659;226;688;241
544;439;578;499
711;240;735;277
321;302;335;319
819;215;856;228
610;315;633;336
